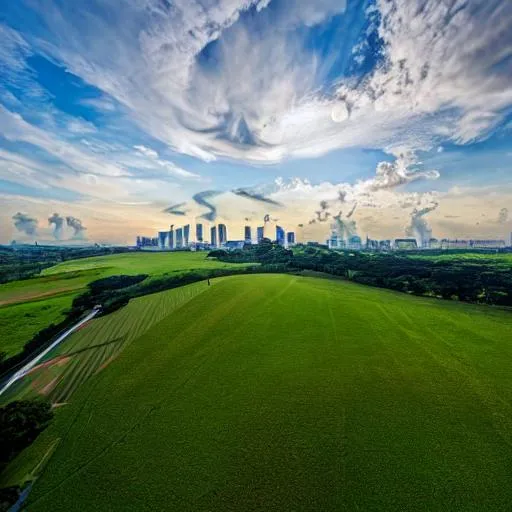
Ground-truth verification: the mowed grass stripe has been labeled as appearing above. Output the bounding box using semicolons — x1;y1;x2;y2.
1;281;210;404
4;274;512;511
1;252;254;358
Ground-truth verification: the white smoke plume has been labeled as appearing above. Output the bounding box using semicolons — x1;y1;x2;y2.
332;204;358;243
498;207;509;224
12;212;38;236
66;216;87;239
48;213;65;240
365;153;440;191
406;202;439;247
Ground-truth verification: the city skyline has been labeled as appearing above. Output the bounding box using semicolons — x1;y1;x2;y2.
1;1;511;244
136;218;510;251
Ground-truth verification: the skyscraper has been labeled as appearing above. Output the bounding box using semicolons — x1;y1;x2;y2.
276;225;285;245
168;226;174;249
176;228;183;248
218;224;227;246
158;231;168;249
257;226;264;243
244;225;252;244
210;226;217;248
183;224;190;247
196;223;203;243
286;232;295;245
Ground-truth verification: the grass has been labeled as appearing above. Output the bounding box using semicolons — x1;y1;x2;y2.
2;274;512;511
0;252;253;358
3;281;209;404
408;251;512;267
0;294;74;359
40;251;253;278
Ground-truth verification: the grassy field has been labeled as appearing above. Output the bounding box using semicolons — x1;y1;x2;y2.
2;281;209;404
408;251;512;267
0;252;252;358
40;251;251;277
0;295;74;358
2;274;512;511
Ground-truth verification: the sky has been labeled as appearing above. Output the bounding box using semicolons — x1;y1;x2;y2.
0;0;511;245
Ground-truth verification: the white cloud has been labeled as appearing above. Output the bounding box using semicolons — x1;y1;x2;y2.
133;144;201;180
0;105;127;177
11;0;509;164
79;96;117;112
0;105;201;192
67;118;97;134
134;144;159;159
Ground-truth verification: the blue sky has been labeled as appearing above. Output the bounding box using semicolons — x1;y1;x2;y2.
0;0;511;244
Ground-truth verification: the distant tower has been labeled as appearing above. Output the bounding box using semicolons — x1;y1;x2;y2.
183;224;190;247
168;225;174;249
263;214;274;240
218;224;227;246
286;232;295;245
176;228;183;248
276;226;285;246
244;225;252;244
257;226;264;243
196;223;203;243
158;231;168;249
136;236;142;247
210;226;218;248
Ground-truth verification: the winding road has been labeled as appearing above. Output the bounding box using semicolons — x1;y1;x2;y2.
0;308;101;397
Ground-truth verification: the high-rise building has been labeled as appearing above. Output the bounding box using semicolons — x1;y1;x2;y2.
176;228;183;248
136;236;142;247
196;223;203;243
286;232;295;245
394;238;418;250
440;239;468;250
218;224;227;246
469;239;506;249
257;226;264;243
168;226;174;249
158;231;168;249
210;226;217;248
276;226;285;245
183;224;190;247
244;225;252;244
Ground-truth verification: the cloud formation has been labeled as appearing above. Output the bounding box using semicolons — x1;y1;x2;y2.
66;216;87;239
0;1;511;245
12;0;510;163
12;212;38;236
498;207;509;224
406;202;439;247
48;212;65;239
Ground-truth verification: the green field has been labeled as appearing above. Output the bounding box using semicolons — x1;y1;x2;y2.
3;281;209;404
408;251;512;267
40;251;251;278
0;295;74;358
3;274;512;511
0;252;253;358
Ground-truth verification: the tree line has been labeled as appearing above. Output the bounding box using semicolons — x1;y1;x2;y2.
0;246;132;284
209;240;512;307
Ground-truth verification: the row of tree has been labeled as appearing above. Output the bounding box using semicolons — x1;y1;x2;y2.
209;241;512;307
0;400;53;510
1;265;286;377
0;246;132;284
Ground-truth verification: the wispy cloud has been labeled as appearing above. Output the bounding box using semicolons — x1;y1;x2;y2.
8;0;509;164
0;1;511;244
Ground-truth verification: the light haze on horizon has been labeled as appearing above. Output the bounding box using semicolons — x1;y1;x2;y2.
0;0;511;244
